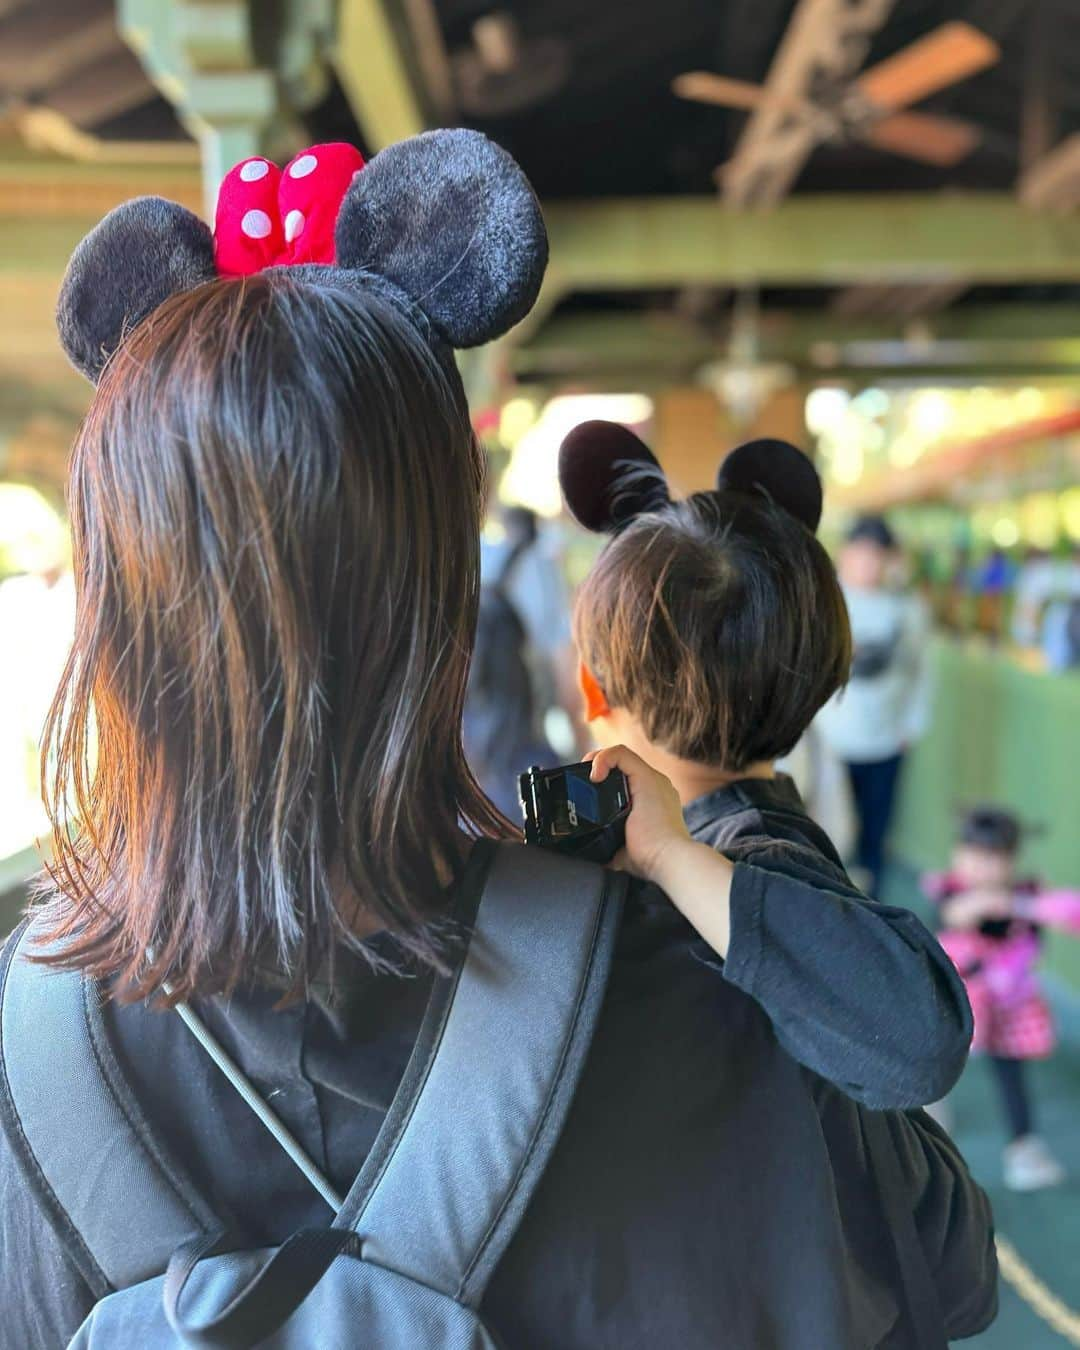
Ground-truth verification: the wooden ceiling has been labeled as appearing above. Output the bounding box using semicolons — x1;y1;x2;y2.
3;0;1080;494
3;1;1074;195
426;0;1076;198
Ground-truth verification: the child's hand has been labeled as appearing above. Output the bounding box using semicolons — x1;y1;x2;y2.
587;744;735;957
586;744;692;886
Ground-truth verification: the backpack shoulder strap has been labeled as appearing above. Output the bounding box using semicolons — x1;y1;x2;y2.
336;839;626;1307
0;919;217;1294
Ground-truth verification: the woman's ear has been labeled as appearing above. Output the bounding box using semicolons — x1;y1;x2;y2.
716;438;823;533
335;128;547;348
57;197;217;383
578;661;611;722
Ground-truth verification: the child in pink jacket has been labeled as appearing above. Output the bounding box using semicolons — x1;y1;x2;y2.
925;805;1080;1191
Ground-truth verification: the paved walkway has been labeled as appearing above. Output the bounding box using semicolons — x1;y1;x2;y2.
884;868;1080;1349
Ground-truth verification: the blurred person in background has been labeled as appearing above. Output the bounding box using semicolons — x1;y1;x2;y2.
1042;587;1080;671
818;515;931;897
480;501;585;756
1012;542;1080;666
776;725;857;865
943;542;974;632
971;546;1016;644
464;582;556;821
924;807;1080;1191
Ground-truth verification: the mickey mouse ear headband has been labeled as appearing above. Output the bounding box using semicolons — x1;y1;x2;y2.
716;437;823;532
57;129;548;384
558;421;669;532
559;422;823;534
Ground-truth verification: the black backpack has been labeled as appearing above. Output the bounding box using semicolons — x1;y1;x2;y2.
0;842;625;1348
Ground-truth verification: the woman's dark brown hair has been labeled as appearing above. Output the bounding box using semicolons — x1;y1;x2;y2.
575;491;852;771
37;272;507;1003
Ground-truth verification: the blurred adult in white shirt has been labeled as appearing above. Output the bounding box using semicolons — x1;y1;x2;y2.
817;516;930;896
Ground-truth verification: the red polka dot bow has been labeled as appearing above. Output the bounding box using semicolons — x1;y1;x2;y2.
213;143;366;277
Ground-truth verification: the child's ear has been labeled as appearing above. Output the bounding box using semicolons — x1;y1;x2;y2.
578;662;611;722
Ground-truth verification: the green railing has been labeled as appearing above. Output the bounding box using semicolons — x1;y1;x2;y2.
891;639;1080;993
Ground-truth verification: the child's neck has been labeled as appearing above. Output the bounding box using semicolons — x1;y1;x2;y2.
641;744;775;808
592;713;775;806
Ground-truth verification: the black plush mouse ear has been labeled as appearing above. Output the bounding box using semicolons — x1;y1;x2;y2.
716;438;823;533
335;129;547;348
559;420;670;533
56;197;216;384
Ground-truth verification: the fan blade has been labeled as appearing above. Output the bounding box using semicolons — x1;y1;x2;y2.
672;72;770;111
856;21;1000;112
863;111;981;166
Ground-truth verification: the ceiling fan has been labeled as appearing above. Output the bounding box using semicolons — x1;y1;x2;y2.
674;20;1000;169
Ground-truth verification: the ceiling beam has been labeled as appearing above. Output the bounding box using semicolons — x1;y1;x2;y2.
5;177;1080;289
511;306;1080;382
333;0;431;150
830;280;971;320
543;193;1080;291
0;4;119;95
45;47;157;129
0;154;201;225
10;107;200;166
6;186;1080;287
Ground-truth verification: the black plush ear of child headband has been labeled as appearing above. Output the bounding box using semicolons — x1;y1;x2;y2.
56;128;547;383
716;438;823;533
559;420;670;533
335;128;547;348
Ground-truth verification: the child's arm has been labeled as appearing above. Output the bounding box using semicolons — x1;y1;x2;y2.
939;887;1013;930
586;746;735;956
589;745;973;1110
1014;888;1080;933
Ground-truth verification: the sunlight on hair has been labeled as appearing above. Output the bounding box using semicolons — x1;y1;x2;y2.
501;393;654;517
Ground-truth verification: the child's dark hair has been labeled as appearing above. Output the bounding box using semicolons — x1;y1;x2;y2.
573;487;851;771
957;806;1023;855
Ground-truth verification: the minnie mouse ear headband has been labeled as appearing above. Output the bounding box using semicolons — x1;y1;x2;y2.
558;422;823;534
57;130;548;384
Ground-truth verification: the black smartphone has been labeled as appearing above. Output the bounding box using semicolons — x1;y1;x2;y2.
518;762;631;864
